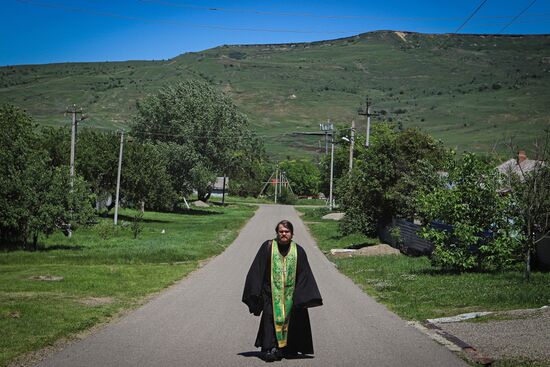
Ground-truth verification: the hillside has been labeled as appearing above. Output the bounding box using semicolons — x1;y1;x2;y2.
1;31;549;158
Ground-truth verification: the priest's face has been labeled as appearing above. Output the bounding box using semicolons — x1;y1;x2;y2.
276;224;293;245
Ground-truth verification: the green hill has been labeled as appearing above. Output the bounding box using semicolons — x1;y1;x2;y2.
1;31;549;158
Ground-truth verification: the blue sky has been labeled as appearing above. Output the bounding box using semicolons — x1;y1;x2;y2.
1;0;549;66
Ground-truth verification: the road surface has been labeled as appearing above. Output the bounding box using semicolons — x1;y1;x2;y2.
35;205;468;367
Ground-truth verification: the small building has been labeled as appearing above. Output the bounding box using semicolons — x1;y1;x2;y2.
497;150;543;178
210;176;229;197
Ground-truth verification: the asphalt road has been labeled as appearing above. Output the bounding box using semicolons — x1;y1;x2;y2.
35;205;468;367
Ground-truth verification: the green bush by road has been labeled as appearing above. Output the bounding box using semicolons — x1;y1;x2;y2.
297;207;550;321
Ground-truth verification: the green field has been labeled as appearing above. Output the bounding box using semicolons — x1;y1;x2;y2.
0;205;256;367
1;31;549;158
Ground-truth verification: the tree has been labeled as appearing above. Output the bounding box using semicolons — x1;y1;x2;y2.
506;132;550;278
279;159;320;196
26;168;95;248
1;105;45;245
76;128;119;208
417;153;521;271
38;127;120;211
0;105;94;249
37;126;70;167
335;125;447;236
132;80;266;201
227;136;269;198
122;142;176;211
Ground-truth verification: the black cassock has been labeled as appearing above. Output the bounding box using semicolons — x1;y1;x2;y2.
242;240;323;354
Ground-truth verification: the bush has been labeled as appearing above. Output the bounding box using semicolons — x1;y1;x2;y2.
95;220;121;240
277;187;297;205
417;153;522;271
131;211;144;239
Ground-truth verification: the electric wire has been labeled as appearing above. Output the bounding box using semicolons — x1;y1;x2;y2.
18;0;549;36
16;0;363;34
498;0;538;34
61;119;341;142
139;0;550;22
455;0;489;33
69;123;276;141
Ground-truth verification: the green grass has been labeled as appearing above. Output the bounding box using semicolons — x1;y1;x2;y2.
208;196;273;205
1;31;549;159
334;256;550;321
297;207;377;252
0;205;256;367
297;207;550;321
293;198;326;206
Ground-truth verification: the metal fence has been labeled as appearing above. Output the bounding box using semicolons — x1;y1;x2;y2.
380;219;456;256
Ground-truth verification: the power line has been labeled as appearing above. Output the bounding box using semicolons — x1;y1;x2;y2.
140;0;466;21
498;0;538;34
18;0;549;36
139;0;550;22
455;0;489;33
472;18;549;28
16;0;362;34
73;123;276;140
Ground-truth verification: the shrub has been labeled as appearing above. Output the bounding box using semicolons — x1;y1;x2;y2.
417;153;522;271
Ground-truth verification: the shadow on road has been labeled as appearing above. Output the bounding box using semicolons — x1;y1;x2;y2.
237;351;263;360
237;351;314;361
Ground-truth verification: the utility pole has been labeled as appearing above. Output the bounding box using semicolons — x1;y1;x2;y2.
349;120;355;172
66;104;87;186
114;130;124;225
320;120;333;155
329;139;335;210
221;174;226;205
275;165;279;204
65;105;86;237
358;96;372;147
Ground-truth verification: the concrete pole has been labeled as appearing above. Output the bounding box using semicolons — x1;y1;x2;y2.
366;103;371;147
114;131;124;225
222;174;226;205
349;120;355;172
329;140;335;210
69;105;77;187
274;165;278;204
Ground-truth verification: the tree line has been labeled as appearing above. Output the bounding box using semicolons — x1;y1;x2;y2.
0;80;269;249
3;77;548;278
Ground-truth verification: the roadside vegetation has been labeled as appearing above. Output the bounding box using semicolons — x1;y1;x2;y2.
299;122;550;366
0;82;266;366
0;205;255;367
297;207;550;321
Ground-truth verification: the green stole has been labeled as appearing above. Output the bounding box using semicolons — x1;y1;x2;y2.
270;239;298;348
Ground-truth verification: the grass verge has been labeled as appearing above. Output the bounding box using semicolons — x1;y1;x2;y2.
297;207;550;321
0;205;256;367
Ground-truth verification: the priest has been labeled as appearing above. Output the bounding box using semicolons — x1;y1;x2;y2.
242;220;323;362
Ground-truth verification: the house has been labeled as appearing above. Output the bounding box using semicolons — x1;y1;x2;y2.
497;150;543;179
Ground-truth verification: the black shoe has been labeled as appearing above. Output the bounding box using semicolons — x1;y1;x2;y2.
264;348;280;362
282;349;298;359
264;348;276;362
